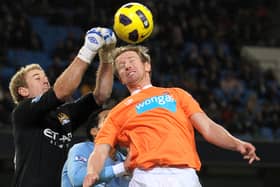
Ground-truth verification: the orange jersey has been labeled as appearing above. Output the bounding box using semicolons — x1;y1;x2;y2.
95;86;204;171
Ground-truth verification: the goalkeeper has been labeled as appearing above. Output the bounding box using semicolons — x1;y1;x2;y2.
9;27;116;187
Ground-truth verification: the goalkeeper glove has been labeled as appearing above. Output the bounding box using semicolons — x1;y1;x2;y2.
99;28;117;64
78;27;105;64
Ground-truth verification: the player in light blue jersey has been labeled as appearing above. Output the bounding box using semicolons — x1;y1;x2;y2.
61;109;130;187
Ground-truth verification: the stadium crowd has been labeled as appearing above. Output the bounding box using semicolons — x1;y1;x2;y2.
0;0;279;141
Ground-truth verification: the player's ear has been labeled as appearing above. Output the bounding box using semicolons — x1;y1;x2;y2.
18;87;29;97
144;61;151;73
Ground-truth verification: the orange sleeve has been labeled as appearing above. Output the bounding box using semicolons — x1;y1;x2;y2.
175;88;204;117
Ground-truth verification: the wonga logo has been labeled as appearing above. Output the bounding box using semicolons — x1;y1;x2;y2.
136;94;176;114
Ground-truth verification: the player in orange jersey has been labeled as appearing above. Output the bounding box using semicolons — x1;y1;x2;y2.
83;45;260;187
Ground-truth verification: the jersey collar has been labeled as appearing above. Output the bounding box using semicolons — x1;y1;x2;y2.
131;84;153;95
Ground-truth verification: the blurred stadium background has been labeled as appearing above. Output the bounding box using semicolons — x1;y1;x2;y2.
0;0;279;186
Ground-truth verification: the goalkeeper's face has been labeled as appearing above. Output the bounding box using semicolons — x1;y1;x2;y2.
115;51;151;86
20;69;50;99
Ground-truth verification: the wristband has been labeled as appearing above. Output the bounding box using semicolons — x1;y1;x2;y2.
77;46;97;64
112;162;126;177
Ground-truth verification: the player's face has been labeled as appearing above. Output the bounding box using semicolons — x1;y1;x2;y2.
115;51;150;86
97;109;110;129
23;69;50;98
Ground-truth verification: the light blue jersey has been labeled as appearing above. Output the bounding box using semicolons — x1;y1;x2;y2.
61;141;130;187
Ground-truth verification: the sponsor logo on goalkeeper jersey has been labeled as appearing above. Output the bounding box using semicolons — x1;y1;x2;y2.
136;94;176;114
43;128;72;149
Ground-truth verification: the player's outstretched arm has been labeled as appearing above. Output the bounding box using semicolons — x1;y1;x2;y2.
191;112;260;164
53;27;105;101
93;28;116;105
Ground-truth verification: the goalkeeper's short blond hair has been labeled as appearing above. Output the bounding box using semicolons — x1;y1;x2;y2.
9;64;44;104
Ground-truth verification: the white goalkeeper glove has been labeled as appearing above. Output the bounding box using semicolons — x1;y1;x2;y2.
99;28;117;64
78;27;105;64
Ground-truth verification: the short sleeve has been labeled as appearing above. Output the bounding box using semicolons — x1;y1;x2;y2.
175;88;204;117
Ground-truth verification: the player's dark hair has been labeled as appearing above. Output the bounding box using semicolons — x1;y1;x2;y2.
85;107;111;141
85;109;102;141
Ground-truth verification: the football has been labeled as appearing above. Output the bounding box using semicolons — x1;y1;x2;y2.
113;2;154;44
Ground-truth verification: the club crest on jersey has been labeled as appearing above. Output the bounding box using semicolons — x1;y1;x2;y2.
75;155;87;162
57;112;71;125
136;94;176;114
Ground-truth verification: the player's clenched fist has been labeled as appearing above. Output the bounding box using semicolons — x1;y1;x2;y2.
101;28;116;45
78;27;105;64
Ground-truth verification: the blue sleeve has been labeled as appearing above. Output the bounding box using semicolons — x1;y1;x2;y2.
66;144;89;186
97;151;127;183
99;165;115;183
65;143;117;186
61;161;73;187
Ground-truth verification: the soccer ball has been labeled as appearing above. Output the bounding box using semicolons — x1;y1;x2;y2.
113;2;154;44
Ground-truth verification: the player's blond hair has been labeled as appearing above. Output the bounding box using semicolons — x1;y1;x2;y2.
9;64;44;104
112;45;151;77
